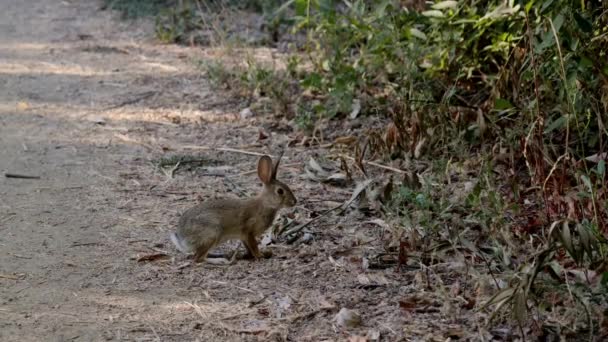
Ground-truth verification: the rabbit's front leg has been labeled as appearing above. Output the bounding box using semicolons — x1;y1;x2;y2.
242;234;263;260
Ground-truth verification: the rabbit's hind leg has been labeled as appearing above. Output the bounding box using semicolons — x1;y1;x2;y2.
193;241;213;263
194;237;235;266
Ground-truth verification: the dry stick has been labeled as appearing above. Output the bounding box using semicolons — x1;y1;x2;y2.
70;242;102;247
341;155;406;174
180;145;275;158
5;173;40;179
282;179;373;236
104;91;157;110
113;133;155;150
0;273;23;280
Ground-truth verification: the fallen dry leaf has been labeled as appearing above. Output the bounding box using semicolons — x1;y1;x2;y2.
0;273;26;280
398;295;434;312
334;136;357;146
357;273;390;287
366;329;380;341
136;253;169;262
16;101;30;111
304;156;348;186
335;308;362;328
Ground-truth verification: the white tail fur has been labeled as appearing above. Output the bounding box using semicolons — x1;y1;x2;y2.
170;232;189;253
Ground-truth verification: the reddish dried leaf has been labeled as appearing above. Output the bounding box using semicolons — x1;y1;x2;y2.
136;253;169;262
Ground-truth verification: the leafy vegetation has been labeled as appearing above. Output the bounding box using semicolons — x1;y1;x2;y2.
108;0;608;338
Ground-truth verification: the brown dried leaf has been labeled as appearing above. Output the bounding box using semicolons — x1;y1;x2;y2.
357;273;390;286
348;336;367;342
335;308;362;328
398;295;433;312
334;136;357;146
136;253;169;262
304;156;348;186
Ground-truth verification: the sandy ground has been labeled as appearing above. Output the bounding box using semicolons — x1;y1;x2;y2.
0;1;481;341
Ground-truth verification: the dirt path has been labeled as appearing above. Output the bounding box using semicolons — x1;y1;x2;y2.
0;1;457;341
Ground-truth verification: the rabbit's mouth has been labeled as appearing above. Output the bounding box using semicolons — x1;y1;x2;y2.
285;197;297;207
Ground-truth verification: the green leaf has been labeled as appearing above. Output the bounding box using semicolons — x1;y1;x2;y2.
301;72;323;89
495;98;514;110
544;116;566;134
540;0;556;13
422;10;445;18
432;1;458;10
552;14;564;33
483;287;515;309
561;221;575;259
374;0;392;17
294;0;309;17
579;56;593;69
409;28;427;40
536;30;556;53
573;12;593;33
580;174;593;192
598;160;605;176
577;223;590;255
513;289;527;326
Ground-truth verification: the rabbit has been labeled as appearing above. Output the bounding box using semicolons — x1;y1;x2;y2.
170;152;296;264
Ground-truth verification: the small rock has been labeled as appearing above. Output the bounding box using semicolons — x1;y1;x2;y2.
89;116;106;125
240;108;254;120
301;232;313;243
366;329;380;341
335;308;362;328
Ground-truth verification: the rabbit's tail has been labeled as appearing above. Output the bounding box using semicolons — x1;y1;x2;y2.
170;232;189;254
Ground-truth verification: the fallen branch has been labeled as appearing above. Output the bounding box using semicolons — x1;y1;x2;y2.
104;91;156;110
180;145;275;158
113;133;155;150
342;155;406;174
5;173;40;179
0;273;24;280
282;179;373;236
71;242;103;247
136;253;169;262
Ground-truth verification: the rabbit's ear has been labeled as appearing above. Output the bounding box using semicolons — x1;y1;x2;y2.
271;150;284;180
258;156;273;184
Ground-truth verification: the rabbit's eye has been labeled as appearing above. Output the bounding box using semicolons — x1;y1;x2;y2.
277;188;284;195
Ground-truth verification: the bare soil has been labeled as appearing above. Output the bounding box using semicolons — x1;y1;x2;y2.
0;1;481;341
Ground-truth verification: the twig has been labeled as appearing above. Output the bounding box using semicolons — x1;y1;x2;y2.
5;173;40;179
160;162;180;179
341;155;406;174
136;253;169;262
247;295;268;308
223;177;250;197
282;203;344;236
113;133;155;150
146;321;161;342
104;91;156;110
180;145;275;158
210;280;256;294
0;273;24;280
283;179;373;236
71;242;102;247
9;253;31;259
280;307;335;322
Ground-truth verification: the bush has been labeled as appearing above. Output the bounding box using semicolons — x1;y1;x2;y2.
113;0;608;336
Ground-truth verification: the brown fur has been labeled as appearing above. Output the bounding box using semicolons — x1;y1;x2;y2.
171;154;296;263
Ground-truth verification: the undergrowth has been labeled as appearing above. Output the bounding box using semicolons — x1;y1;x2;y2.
109;0;608;338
